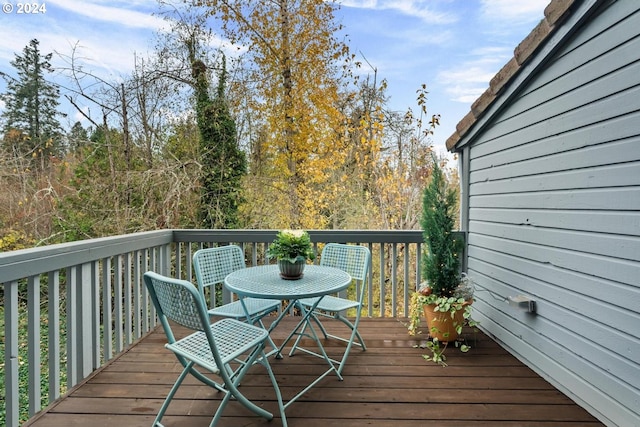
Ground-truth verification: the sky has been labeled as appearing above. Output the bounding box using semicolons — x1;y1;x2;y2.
0;0;550;157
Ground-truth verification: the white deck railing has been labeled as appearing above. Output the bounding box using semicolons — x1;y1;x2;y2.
0;229;464;427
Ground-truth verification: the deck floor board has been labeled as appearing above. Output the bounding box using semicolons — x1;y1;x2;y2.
24;317;604;427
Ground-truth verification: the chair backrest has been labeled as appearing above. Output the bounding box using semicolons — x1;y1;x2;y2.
320;243;371;300
143;271;226;373
193;245;246;307
144;271;210;334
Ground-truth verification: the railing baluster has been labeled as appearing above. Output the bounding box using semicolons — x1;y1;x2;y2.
141;248;150;333
133;250;142;339
27;275;41;417
124;252;132;346
91;261;100;370
78;262;94;379
378;243;385;318
114;255;123;353
365;243;372;317
66;266;77;388
103;257;113;361
403;243;410;316
47;270;60;401
391;243;398;318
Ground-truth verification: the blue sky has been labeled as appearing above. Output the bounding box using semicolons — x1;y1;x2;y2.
0;0;549;155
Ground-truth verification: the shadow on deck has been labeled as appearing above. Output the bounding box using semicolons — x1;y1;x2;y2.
24;317;604;427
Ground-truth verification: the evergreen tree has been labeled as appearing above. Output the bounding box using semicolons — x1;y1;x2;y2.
193;55;246;229
0;39;63;168
421;156;462;298
67;121;89;152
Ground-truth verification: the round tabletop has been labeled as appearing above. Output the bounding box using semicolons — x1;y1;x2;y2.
224;264;351;300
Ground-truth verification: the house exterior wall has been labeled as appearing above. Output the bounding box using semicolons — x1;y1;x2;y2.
456;2;640;426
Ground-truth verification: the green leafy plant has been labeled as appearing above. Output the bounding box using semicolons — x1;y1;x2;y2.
409;280;477;366
408;276;474;336
266;229;316;263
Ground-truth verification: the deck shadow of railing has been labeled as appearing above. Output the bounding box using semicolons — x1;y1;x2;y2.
0;229;464;427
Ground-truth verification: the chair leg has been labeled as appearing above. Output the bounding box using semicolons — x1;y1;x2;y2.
256;318;279;356
335;314;367;350
154;361;195;426
260;349;288;427
212;344;275;425
336;317;364;375
310;312;329;338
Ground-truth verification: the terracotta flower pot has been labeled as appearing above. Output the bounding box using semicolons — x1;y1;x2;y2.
422;301;471;342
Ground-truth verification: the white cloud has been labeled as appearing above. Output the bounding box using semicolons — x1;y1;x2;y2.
479;0;548;37
0;1;162;77
437;49;511;103
340;0;458;25
480;0;549;22
432;0;546;106
51;0;166;30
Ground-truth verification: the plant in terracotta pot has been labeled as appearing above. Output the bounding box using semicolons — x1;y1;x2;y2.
408;156;476;365
267;229;316;279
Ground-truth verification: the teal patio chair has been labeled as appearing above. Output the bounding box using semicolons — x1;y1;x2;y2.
290;243;371;375
193;245;280;323
143;271;287;427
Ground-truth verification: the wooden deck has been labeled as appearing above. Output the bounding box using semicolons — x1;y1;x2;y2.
24;317;604;427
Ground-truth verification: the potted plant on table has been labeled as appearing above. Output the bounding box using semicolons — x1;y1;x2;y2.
267;229;316;280
408;156;476;365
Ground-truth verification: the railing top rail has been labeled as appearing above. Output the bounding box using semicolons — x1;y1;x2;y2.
0;230;174;283
172;229;430;244
0;229;465;284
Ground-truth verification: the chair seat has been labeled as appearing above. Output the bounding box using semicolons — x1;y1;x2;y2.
208;298;280;319
299;295;360;313
166;318;268;374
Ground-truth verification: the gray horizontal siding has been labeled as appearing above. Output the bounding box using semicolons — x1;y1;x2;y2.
470;208;640;236
461;1;640;426
471;138;640;186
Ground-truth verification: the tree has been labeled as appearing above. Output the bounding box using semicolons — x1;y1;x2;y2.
54;37;202;238
66;121;90;152
0;39;63;170
194;55;247;229
154;1;247;229
201;0;355;229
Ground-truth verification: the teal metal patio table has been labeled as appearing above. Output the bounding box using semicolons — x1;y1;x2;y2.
224;264;352;408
